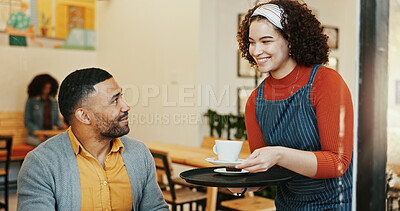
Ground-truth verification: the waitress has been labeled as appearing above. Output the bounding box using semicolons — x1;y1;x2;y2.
234;0;354;210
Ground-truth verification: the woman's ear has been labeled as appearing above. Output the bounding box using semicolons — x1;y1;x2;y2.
74;108;91;125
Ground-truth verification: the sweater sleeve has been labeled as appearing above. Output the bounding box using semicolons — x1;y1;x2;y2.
17;151;57;210
311;67;354;179
245;88;267;152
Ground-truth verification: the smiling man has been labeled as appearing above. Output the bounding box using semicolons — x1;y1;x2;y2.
17;68;168;211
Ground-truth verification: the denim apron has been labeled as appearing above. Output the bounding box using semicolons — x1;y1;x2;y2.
255;65;353;210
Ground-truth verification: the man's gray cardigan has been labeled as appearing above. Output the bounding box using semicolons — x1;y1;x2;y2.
17;131;169;211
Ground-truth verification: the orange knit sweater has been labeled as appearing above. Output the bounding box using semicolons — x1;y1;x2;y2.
245;65;353;179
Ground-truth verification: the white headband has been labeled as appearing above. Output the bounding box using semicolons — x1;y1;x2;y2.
251;4;284;30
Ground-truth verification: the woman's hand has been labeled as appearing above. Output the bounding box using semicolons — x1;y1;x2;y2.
235;146;282;173
237;146;318;177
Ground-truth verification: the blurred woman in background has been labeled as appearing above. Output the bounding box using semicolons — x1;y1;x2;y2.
24;74;66;146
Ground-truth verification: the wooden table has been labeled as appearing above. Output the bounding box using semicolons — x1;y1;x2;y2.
33;129;65;137
145;142;250;211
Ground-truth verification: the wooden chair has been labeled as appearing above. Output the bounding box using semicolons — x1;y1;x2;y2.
0;112;36;190
150;148;207;211
0;136;12;211
220;192;276;211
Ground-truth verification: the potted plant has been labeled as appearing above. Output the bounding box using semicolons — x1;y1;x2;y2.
41;12;50;36
205;109;247;139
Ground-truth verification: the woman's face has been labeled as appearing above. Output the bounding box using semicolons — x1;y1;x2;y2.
42;83;52;97
248;19;295;78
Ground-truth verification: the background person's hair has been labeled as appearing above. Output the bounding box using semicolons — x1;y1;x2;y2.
58;67;113;123
237;0;329;67
27;74;59;98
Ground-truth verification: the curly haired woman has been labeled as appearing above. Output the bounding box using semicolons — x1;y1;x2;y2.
232;0;354;209
24;74;66;146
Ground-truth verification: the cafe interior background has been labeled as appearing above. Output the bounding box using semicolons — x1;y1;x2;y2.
0;0;399;210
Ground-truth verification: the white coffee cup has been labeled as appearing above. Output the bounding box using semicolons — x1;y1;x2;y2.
213;140;243;162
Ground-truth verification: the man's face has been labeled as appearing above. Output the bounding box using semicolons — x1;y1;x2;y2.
87;78;130;139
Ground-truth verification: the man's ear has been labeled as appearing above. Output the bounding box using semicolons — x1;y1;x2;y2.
74;108;91;125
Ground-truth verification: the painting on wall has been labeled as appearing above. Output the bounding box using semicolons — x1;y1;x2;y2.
0;0;95;50
238;87;254;115
323;26;339;49
238;50;261;77
238;13;245;29
326;56;339;71
237;14;260;78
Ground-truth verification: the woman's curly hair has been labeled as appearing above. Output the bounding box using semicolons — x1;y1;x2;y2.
27;74;59;98
237;0;329;67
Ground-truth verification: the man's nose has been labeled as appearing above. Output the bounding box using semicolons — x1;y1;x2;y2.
120;98;131;112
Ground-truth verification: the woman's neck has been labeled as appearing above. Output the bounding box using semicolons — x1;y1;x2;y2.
269;59;297;79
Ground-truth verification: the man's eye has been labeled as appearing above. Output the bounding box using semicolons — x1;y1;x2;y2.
112;98;118;103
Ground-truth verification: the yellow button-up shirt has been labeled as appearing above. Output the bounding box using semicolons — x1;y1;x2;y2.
68;130;133;211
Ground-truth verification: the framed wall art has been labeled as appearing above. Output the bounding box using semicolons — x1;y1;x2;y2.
237;50;260;77
326;56;339;71
237;87;254;115
238;13;245;29
323;26;339;49
0;0;96;49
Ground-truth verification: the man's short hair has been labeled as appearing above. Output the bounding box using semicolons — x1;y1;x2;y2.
58;67;113;123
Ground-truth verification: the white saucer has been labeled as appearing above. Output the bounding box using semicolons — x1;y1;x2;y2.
213;168;249;176
205;158;243;166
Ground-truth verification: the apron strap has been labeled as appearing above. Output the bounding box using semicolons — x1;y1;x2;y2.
307;64;322;86
256;80;266;100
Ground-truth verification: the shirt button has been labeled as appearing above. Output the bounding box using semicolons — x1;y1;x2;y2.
105;209;110;211
105;158;109;162
103;181;108;186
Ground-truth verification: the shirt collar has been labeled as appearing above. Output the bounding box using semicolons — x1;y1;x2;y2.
68;128;124;156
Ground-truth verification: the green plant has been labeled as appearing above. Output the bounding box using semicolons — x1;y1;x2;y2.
205;109;247;139
230;115;247;140
206;109;228;137
41;12;50;27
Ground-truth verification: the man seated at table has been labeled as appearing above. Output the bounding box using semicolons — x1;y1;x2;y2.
17;68;169;211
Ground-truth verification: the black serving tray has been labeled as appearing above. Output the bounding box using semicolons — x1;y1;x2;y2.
180;167;296;188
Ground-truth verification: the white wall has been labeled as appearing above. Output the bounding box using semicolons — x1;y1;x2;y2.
96;0;201;146
199;0;257;115
305;0;358;98
387;0;400;165
0;46;96;111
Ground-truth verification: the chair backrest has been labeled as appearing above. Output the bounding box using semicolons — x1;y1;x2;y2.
0;136;13;177
201;136;226;149
150;149;177;201
0;112;27;145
